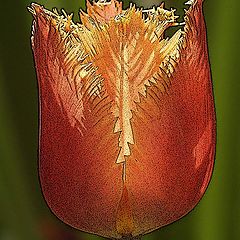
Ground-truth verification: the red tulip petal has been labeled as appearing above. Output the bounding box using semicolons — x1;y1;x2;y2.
30;0;215;238
126;1;215;235
31;4;123;238
80;0;122;27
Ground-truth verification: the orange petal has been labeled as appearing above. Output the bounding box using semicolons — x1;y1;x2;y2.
30;0;215;238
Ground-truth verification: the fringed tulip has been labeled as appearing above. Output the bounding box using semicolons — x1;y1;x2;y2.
29;0;216;239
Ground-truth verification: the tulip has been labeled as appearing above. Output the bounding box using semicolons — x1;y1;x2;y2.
29;0;216;239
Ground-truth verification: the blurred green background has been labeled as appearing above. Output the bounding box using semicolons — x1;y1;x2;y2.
0;0;240;240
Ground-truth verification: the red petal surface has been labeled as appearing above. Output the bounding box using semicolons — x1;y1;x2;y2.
30;0;215;238
125;2;216;235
